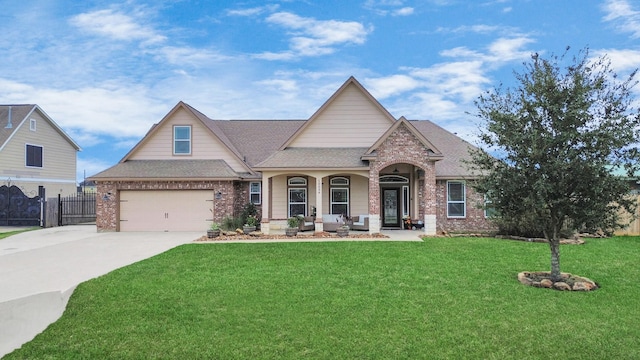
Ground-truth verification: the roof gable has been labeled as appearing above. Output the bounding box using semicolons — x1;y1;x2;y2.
365;117;443;159
0;105;80;152
281;77;396;149
121;101;254;174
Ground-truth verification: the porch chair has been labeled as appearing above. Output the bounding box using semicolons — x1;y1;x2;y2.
298;216;315;232
351;215;369;231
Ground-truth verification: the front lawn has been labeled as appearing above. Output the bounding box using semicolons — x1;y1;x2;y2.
6;237;640;359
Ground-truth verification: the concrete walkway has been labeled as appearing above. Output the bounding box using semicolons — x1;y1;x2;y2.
0;225;424;357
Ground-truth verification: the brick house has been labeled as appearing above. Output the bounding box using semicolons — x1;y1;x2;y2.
90;77;493;234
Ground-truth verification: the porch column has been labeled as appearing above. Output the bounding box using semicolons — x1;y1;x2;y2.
314;175;324;232
422;163;437;235
261;175;271;234
368;165;381;234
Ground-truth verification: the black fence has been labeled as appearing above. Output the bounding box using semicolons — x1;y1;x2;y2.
0;185;43;226
56;192;96;226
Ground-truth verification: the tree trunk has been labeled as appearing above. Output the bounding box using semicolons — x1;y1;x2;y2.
545;218;562;282
549;239;561;281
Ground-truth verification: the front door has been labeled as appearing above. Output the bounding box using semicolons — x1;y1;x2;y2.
382;188;401;228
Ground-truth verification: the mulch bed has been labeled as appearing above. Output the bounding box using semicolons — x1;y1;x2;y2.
196;231;389;242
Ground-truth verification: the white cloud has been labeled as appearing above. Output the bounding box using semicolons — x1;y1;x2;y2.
259;12;372;59
393;7;415;16
69;9;166;44
602;0;640;38
440;37;534;65
365;75;421;99
592;48;640;73
0;78;163;139
157;46;231;66
226;5;280;17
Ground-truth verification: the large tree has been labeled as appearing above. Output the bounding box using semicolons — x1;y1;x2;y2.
469;47;640;281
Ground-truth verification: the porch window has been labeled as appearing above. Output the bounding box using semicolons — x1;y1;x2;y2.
250;182;261;205
330;177;350;215
447;181;466;218
288;177;307;217
173;126;191;155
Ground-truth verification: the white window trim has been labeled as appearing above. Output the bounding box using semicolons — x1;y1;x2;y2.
30;118;36;131
25;143;43;168
173;125;191;155
330;177;349;186
288;177;307;186
288;188;307;217
250;182;261;205
402;185;409;217
330;187;349;215
447;180;466;218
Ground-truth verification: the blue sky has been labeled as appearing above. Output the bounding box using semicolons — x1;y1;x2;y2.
1;0;640;182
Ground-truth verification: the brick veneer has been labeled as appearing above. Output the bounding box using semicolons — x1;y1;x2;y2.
369;123;438;218
95;180;240;232
435;180;495;233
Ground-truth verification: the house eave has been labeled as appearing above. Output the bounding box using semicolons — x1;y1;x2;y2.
252;166;370;172
89;176;244;183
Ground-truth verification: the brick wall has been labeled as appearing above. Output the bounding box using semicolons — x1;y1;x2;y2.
435;180;495;233
95;180;239;232
369;122;438;217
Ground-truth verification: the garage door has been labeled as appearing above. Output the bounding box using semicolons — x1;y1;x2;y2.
120;190;213;231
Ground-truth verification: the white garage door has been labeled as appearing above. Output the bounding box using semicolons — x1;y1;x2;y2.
120;190;213;232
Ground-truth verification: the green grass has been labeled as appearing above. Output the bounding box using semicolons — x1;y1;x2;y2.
0;227;39;240
6;237;640;359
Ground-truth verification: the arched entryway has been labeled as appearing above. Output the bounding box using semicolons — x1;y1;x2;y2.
380;174;409;228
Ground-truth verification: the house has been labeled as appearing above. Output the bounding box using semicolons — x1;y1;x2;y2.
0;105;80;197
90;77;493;234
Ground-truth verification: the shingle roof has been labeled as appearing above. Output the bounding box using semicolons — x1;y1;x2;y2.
254;147;370;169
213;120;304;166
0;105;36;149
90;160;246;180
0;104;81;152
410;120;478;178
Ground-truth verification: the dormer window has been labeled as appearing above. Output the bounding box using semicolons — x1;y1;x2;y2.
173;126;191;155
30;118;36;131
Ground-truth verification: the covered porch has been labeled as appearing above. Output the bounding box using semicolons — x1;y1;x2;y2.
258;161;436;235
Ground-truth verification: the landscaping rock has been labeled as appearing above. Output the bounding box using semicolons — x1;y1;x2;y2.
553;281;571;291
517;271;599;291
540;279;553;288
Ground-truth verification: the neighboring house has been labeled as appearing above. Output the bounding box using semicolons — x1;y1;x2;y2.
0;105;80;197
90;77;493;234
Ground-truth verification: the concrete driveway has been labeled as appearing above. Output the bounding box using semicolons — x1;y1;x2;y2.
0;225;199;357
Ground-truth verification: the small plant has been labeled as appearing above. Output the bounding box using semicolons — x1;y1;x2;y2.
287;216;300;228
210;222;220;230
221;216;243;231
245;215;259;227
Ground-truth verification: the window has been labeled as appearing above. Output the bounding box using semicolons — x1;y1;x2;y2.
26;144;43;168
250;182;261;205
30;118;36;131
447;181;466;218
484;194;498;218
331;188;349;215
173;126;191;155
402;185;409;217
288;177;307;217
330;177;350;215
